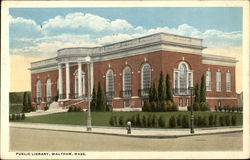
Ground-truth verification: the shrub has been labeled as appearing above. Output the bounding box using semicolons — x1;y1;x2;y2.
218;106;222;112
68;106;73;112
225;115;231;126
142;101;151;112
200;102;209;111
187;106;190;111
109;116;114;126
232;115;237;126
231;106;235;112
136;114;142;126
150;101;157;112
118;116;124;126
172;103;178;112
147;114;152;127
113;116;118;126
202;116;208;127
44;106;49;111
193;103;199;111
131;115;136;126
208;114;214;126
142;115;147;127
215;105;218;112
76;107;82;112
152;114;158;128
21;113;25;120
16;114;21;120
177;114;182;126
169;116;176;128
239;107;243;112
11;114;16;120
219;116;225;126
197;116;202;127
213;115;218;126
194;116;198;127
158;115;165;128
182;115;189;128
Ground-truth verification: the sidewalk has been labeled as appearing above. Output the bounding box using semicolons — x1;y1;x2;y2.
10;122;243;138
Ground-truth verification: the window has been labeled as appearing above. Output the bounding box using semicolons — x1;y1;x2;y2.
74;70;85;97
206;70;211;91
123;66;132;97
179;97;183;106
36;80;42;102
216;71;221;91
226;72;231;91
218;100;221;107
46;78;52;102
124;100;130;107
106;69;115;98
186;98;189;106
174;62;193;95
141;63;151;96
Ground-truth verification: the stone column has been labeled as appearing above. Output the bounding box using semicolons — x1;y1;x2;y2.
58;64;63;100
78;62;82;98
66;62;70;99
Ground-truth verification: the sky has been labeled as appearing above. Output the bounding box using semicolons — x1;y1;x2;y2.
9;7;243;92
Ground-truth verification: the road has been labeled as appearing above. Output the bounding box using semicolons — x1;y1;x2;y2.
10;127;242;151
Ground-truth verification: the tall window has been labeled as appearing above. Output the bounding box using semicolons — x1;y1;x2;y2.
106;69;115;98
123;66;132;97
36;80;42;102
174;62;193;95
206;70;211;91
226;72;231;91
46;78;52;101
141;63;151;96
216;71;221;91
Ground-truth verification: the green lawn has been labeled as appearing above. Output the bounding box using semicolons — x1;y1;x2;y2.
13;111;243;128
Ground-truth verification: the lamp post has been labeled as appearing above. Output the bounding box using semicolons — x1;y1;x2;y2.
189;87;194;134
85;56;92;132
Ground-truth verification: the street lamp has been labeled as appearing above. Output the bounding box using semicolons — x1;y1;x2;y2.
188;87;194;134
85;56;92;132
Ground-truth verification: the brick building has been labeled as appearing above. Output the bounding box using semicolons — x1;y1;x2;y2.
30;32;238;111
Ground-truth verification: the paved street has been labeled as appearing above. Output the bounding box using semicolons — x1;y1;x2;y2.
10;127;242;151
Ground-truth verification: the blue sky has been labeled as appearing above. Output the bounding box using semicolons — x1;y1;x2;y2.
9;7;242;57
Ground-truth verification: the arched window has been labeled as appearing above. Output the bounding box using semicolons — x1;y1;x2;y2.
74;70;85;98
123;66;132;97
216;71;221;91
106;69;114;98
46;78;52;102
141;63;151;96
226;72;231;91
36;80;42;103
206;70;212;91
174;62;193;95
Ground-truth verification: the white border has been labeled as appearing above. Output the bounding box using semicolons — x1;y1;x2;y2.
1;1;249;159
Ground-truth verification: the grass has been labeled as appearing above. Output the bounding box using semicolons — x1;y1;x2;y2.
13;111;243;128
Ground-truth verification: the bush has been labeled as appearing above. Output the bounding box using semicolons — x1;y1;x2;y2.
200;102;209;111
11;114;16;120
182;115;189;128
202;116;208;127
113;116;118;126
118;116;124;126
215;105;218;112
194;116;198;126
142;101;151;112
136;114;142;126
21;113;25;120
158;115;165;128
219;116;225;126
147;114;152;127
142;115;147;127
152;114;158;128
213;115;218;126
169;116;176;128
172;103;178;112
44;106;49;111
109;116;114;126
197;116;202;127
225;115;231;126
232;115;237;126
187;106;190;111
150;101;157;112
231;106;235;112
16;114;21;120
177;114;182;126
68;106;73;112
193;103;199;111
131;115;136;126
208;114;214;126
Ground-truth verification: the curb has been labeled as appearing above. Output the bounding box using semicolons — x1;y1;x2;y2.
10;126;243;139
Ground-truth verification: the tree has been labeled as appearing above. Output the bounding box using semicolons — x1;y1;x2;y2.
200;74;206;103
96;82;107;112
194;83;200;103
90;87;97;112
165;73;173;101
22;92;29;113
158;72;166;111
152;82;158;102
27;92;33;111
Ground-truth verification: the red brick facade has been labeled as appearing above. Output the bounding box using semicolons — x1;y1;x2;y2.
30;33;237;111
